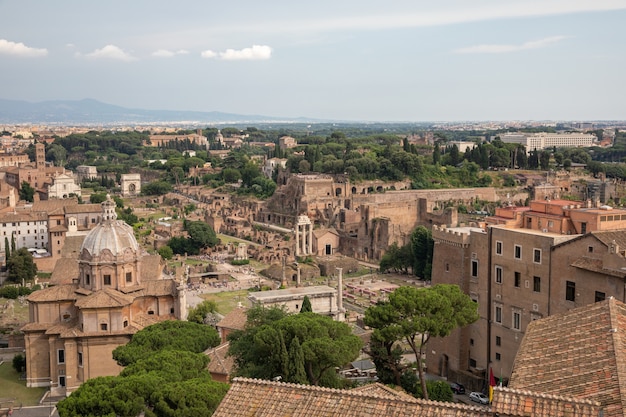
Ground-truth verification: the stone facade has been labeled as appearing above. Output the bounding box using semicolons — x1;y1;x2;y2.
21;196;186;395
121;173;141;197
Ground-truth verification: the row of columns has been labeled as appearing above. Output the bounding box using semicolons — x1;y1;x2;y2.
295;215;313;256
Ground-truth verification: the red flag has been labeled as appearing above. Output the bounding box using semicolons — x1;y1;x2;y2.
489;368;496;403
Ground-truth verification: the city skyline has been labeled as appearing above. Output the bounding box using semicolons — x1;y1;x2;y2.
1;1;625;122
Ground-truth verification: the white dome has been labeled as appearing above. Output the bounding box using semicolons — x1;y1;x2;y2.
81;220;139;257
80;196;139;257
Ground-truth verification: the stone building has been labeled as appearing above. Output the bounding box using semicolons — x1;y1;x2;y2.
428;198;626;389
21;196;186;395
45;173;81;199
121;173;141;197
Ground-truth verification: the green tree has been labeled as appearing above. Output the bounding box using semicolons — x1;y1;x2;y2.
300;296;312;313
12;353;26;374
4;236;10;264
187;300;218;324
19;181;35;202
185;220;219;249
411;226;433;279
89;192;107;204
364;285;478;400
415;380;454;402
142;180;173;196
7;247;37;283
157;245;173;260
229;311;361;387
113;320;220;366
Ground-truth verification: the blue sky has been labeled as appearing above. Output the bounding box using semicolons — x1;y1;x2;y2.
1;0;625;122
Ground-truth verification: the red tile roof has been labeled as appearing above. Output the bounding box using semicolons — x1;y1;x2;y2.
213;377;492;417
509;297;626;417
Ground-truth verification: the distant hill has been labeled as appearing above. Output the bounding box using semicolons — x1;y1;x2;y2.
0;98;319;125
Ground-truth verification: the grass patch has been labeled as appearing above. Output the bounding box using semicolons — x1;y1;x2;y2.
0;362;47;406
217;234;258;248
199;290;250;315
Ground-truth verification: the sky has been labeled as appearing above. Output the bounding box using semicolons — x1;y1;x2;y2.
1;0;626;122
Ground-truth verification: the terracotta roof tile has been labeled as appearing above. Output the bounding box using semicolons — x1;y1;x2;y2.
216;307;248;331
27;284;79;302
213;377;492;417
205;342;234;378
492;387;601;417
74;288;134;308
509;297;626;417
570;257;626;278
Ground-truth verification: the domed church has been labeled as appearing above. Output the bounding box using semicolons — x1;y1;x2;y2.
22;196;186;395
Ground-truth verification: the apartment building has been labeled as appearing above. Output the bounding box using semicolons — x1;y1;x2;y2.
499;132;597;153
428;199;626;388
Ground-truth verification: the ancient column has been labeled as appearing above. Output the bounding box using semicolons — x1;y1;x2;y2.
308;223;313;255
336;267;344;313
295;224;300;256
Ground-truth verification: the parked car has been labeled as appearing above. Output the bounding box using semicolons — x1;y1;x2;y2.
469;391;489;405
449;382;465;394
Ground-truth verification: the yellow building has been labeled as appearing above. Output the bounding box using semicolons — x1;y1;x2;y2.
21;196;186;395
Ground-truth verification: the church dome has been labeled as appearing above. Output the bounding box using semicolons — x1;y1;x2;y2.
80;196;139;257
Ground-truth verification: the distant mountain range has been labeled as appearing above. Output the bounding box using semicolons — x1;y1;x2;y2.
0;98;321;125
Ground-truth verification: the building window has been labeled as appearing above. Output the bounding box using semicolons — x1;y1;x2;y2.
533;276;541;292
495;352;501;361
57;349;65;364
78;352;83;367
581;222;587;234
123;320;129;328
513;310;521;330
495;266;503;284
514;245;522;259
588;246;594;253
595;291;606;302
104;274;111;285
566;281;576;301
495;305;502;324
533;249;541;264
496;241;503;255
514;272;521;287
126;272;132;283
100;323;108;331
495;336;501;346
471;260;478;277
445;263;449;272
470;338;474;346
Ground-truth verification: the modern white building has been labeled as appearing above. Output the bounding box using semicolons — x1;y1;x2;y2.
0;211;49;252
498;132;597;153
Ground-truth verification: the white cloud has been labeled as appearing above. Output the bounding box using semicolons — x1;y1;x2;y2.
200;49;217;58
84;45;137;61
0;39;48;57
219;45;272;61
454;35;569;54
152;49;189;58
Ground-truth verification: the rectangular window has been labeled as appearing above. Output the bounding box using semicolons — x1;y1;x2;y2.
495;305;502;324
445;263;449;272
100;323;108;331
513;311;521;330
471;260;478;277
86;274;90;285
514;272;521;287
533;276;541;292
58;349;65;364
496;241;503;255
595;291;606;302
588;246;594;253
104;274;111;285
495;336;501;346
514;245;522;259
533;249;542;264
495;266;503;284
78;352;83;367
125;272;132;283
495;352;501;361
566;281;576;301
